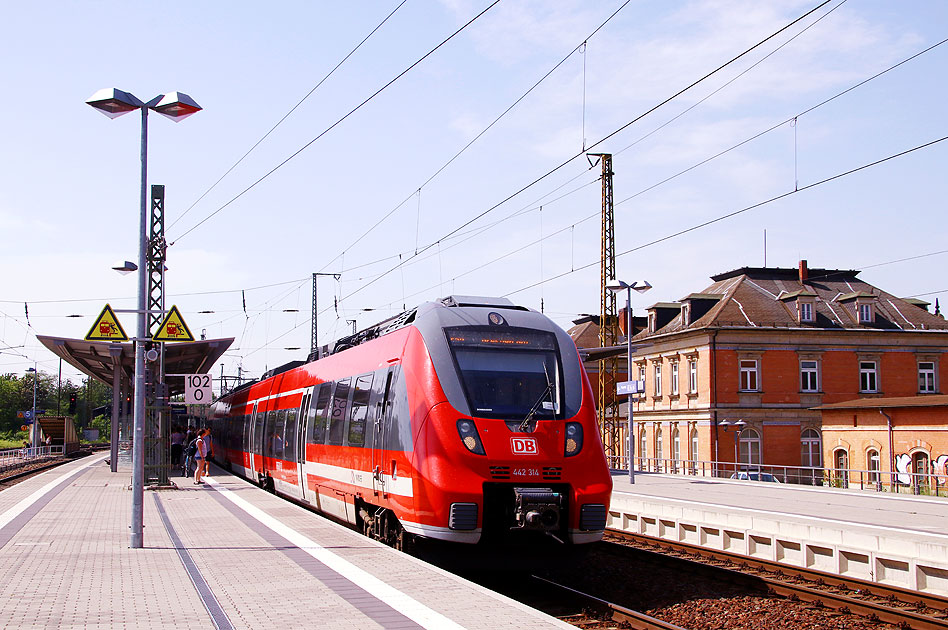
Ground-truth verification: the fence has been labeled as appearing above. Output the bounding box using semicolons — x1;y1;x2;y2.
608;454;948;497
0;445;65;473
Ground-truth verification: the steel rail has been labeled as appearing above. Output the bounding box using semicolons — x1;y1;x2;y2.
529;574;688;630
608;529;948;629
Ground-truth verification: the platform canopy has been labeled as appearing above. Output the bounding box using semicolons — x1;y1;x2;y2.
36;335;233;395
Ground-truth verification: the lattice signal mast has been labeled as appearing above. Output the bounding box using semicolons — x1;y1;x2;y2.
589;154;620;459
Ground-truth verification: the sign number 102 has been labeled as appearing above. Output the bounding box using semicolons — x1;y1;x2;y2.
185;374;212;405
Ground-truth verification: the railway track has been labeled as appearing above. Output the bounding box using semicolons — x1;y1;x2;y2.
530;574;689;630
608;529;948;630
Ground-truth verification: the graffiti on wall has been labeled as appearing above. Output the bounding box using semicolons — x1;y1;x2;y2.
894;453;948;484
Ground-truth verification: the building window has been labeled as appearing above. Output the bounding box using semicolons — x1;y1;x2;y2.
738;428;761;465
672;428;681;473
655;426;663;463
688;359;698;393
648;312;656;333
739;359;759;391
834;449;849;487
639;429;647;468
638;365;646;384
799;301;813;322
867;449;880;485
690;428;698;470
681;304;691;326
800;360;819;392
801;429;821;467
670;362;679;396
919;361;936;393
859;361;878;393
654;364;662;396
858;303;872;323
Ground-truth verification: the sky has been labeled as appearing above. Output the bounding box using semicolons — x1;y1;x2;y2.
2;0;946;388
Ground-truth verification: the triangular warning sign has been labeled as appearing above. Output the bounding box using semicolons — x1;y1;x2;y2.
153;305;195;342
85;304;129;341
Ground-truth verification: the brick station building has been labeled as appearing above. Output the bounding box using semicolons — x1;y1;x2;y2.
573;261;948;477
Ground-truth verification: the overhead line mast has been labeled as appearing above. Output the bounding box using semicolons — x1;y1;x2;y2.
590;153;621;461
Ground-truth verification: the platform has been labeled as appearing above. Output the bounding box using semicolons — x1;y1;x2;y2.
0;455;571;629
608;471;948;595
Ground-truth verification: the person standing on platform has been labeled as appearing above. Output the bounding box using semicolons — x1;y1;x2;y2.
202;427;214;477
193;429;208;485
170;426;184;466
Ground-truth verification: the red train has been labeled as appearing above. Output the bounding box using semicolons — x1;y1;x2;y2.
207;296;612;548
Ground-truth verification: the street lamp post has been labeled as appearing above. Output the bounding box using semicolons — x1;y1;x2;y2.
87;88;201;549
27;364;37;452
606;279;652;484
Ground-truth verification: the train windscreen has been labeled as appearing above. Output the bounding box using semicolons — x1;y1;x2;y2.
446;327;561;420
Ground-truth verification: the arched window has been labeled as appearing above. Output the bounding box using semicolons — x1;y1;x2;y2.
912;451;930;491
801;428;822;468
690;428;699;474
738;428;761;466
655;426;664;470
867;449;880;485
672;427;681;473
639;429;647;468
833;448;849;487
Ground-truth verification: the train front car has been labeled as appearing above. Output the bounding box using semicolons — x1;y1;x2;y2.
406;296;612;545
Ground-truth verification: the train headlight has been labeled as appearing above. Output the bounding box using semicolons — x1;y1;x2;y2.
457;419;486;456
564;422;583;457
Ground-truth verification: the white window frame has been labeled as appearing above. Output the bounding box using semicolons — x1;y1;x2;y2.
799;301;813;323
858;303;872;323
738;428;761;465
859;360;878;393
670;361;679;396
739;359;759;392
654;363;662;396
919;361;936;393
801;428;821;468
800;360;819;392
688;359;698;393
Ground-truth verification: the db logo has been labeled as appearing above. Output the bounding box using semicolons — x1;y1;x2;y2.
511;437;538;455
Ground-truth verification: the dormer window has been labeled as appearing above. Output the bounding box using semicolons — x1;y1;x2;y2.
799;301;814;323
648;312;656;333
858;303;872;324
681;304;691;326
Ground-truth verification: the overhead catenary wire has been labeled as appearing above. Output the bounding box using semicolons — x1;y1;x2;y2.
501;134;948;298
327;0;837;305
167;1;408;233
169;0;502;246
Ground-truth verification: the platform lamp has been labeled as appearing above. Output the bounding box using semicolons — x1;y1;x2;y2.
87;88;201;550
606;279;652;484
719;419;747;476
26;364;37;452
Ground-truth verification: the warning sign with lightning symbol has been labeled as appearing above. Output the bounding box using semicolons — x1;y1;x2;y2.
85;304;129;341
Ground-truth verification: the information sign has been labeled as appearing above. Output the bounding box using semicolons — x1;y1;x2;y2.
85;304;129;341
185;373;213;405
153;305;195;342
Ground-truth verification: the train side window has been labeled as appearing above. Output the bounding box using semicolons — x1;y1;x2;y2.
253;412;265;456
328;378;351;446
284;408;298;463
348;374;374;447
309;383;332;445
273;409;287;459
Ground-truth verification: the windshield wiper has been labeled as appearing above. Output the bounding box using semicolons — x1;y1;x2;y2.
519;364;555;432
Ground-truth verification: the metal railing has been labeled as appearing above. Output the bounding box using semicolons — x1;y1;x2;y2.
608;455;948;497
0;445;65;472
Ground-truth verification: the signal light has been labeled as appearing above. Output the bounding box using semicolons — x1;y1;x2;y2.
68;393;77;414
565;422;583;457
456;419;486;456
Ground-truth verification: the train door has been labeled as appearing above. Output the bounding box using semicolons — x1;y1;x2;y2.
251;407;266;479
371;367;396;497
296;388;313;501
246;403;258;473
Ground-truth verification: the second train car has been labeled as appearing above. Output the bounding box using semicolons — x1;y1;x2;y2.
207;296;612;547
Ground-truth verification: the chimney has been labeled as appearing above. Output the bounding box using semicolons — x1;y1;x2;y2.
798;260;808;284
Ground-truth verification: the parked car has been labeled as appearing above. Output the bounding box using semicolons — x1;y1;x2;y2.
730;471;782;482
